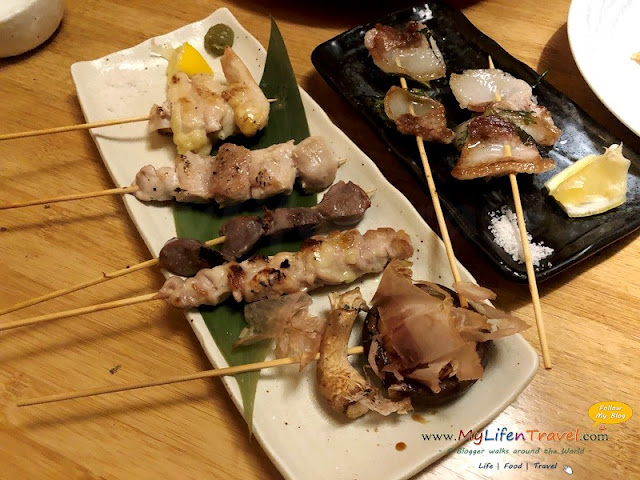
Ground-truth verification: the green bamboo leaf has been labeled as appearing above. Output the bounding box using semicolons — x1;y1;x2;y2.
172;18;312;430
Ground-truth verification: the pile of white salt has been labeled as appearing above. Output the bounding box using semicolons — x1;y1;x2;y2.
488;207;553;267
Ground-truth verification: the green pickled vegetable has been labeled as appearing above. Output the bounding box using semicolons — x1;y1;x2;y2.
204;24;234;57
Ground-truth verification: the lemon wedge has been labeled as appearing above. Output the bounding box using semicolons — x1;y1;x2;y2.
166;42;213;78
544;145;631;217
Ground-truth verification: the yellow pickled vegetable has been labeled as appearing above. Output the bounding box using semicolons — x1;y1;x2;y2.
167;42;213;78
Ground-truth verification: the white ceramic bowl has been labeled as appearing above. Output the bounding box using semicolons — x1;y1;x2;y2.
0;0;64;58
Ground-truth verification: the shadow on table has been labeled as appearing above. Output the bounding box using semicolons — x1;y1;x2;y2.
225;0;484;29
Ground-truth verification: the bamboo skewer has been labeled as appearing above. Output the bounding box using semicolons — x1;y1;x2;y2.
17;346;364;407
0;115;151;141
0;185;140;210
488;56;551;369
0;100;279;142
394;58;468;308
0;236;227;317
509;174;551;368
0;293;160;332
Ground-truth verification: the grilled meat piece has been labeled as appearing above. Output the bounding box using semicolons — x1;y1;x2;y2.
148;47;268;154
315;181;372;225
364;22;446;83
220;47;270;137
452;116;554;179
216;181;372;261
158;238;224;277
291;136;338;193
218;215;264;261
384;86;454;144
450;69;561;146
262;207;323;237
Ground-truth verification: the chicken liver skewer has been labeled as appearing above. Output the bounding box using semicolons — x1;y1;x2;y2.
0;181;371;316
159;180;372;275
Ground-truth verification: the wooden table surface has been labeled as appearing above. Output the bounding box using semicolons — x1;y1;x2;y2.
1;1;638;479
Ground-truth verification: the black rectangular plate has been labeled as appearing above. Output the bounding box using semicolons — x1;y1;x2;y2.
311;1;640;282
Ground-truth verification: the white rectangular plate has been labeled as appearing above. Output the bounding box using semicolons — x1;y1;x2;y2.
71;9;538;480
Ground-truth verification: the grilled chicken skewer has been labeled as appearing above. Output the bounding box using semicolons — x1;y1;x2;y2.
149;47;270;154
0;228;413;331
0;136;339;210
0;181;372;316
0;101;274;142
159;228;412;308
0;48;272;145
134;136;337;205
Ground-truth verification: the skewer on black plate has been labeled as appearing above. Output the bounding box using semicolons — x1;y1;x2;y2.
394;57;469;308
487;56;551;369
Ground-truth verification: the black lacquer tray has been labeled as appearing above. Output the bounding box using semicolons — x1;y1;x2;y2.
311;1;640;282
